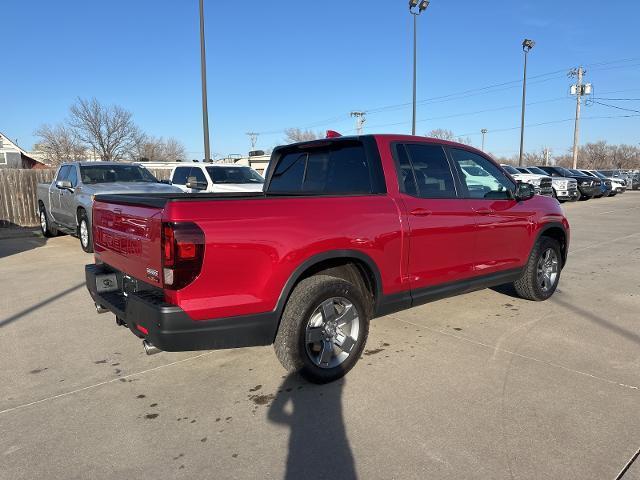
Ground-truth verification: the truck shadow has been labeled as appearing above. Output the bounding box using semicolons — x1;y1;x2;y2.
0;282;84;329
0;236;48;259
0;226;47;259
267;373;357;480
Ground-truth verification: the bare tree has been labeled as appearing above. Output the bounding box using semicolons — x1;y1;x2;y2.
33;123;86;166
284;128;320;144
68;97;140;161
163;137;187;161
131;135;187;162
426;128;472;145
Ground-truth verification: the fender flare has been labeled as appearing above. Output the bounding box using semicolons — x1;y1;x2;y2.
273;249;383;318
534;221;569;266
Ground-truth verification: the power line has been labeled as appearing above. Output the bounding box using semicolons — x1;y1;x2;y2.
591;100;640;114
455;112;640;138
351;96;570;132
254;56;640;137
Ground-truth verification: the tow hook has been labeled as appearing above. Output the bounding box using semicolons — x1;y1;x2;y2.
95;303;109;314
143;340;162;356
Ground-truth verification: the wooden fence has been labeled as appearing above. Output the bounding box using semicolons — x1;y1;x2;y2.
0;167;172;228
0;169;56;227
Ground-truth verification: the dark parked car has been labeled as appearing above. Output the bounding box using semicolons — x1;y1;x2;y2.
574;170;612;197
537;166;601;200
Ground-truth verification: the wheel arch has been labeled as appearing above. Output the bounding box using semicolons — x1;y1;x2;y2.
274;250;383;323
536;223;568;267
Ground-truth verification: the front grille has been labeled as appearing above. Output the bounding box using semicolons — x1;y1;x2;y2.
540;178;552;189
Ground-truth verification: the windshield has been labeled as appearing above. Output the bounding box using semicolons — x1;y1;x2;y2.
501;165;520;174
553;167;573;176
206;166;264;184
80;164;158;184
527;166;547;175
569;169;587;176
591;171;607;179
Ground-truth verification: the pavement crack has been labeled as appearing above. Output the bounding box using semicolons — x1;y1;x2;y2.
0;352;216;416
388;315;640;392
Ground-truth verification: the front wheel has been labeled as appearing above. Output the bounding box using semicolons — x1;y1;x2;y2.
78;210;93;253
513;237;562;301
39;205;56;237
274;275;370;384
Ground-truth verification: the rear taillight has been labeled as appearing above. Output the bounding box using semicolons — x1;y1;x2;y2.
161;222;205;290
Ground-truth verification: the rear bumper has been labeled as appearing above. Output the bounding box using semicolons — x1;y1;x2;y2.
85;264;278;352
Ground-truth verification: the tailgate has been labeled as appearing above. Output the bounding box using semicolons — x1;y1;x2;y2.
92;199;164;287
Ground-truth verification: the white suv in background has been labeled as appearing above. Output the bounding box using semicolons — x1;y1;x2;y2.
170;164;265;193
500;164;554;197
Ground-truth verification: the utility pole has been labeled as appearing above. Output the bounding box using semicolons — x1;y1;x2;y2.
246;132;259;151
570;66;587;169
518;39;535;166
350;111;366;135
543;147;550;166
199;0;211;162
481;128;488;151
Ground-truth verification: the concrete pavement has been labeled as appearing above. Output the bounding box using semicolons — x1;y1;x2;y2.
0;193;638;479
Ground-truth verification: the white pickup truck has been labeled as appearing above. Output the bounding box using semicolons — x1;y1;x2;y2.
169;163;264;193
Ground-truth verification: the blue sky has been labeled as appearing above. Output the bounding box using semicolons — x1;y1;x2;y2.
4;0;640;159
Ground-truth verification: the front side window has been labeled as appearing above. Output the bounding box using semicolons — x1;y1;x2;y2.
207;166;264;184
172;167;192;185
188;167;207;184
56;165;71;182
395;144;457;198
80;165;158;184
269;143;372;194
450;149;514;199
67;165;78;186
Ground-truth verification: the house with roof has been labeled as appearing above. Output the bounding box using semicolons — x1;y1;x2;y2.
0;132;48;169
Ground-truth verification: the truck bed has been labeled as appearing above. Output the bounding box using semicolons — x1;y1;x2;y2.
94;191;266;208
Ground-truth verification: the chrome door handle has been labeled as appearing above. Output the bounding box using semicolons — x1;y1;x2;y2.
410;208;432;217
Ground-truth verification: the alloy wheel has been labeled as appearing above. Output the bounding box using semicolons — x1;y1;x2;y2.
305;297;360;369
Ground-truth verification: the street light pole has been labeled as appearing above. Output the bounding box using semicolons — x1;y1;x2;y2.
481;128;488;151
518;39;535;166
409;0;430;136
199;0;211;162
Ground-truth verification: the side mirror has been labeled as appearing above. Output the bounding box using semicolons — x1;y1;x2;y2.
56;180;73;190
159;179;172;185
185;177;207;190
514;181;535;201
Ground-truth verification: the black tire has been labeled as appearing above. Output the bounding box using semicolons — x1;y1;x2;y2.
38;204;56;237
78;209;93;253
513;237;562;301
274;275;370;384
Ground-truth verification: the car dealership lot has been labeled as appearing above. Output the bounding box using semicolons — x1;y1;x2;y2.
1;194;639;480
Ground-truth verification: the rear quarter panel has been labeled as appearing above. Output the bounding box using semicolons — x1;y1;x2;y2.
164;195;403;321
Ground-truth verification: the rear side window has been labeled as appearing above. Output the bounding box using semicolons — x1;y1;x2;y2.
172;167;192;185
402;144;457;198
269;143;372;194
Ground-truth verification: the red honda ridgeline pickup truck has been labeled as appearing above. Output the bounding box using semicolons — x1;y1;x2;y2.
86;134;569;383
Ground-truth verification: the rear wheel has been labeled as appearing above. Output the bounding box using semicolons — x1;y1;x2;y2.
78;210;93;253
274;275;370;384
39;204;56;237
513;237;562;301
